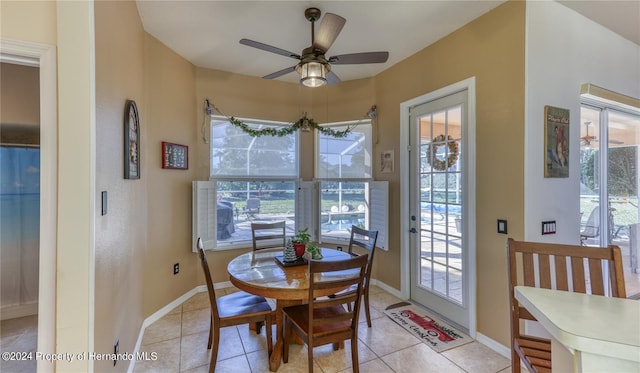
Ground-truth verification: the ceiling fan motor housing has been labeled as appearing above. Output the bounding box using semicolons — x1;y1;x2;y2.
305;7;322;22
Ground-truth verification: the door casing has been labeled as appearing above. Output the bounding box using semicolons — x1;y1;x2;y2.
399;77;477;337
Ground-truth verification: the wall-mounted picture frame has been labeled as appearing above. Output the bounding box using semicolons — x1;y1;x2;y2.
124;100;140;179
380;150;394;173
544;105;570;178
162;141;189;170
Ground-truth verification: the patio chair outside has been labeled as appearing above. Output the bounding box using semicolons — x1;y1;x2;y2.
244;197;261;219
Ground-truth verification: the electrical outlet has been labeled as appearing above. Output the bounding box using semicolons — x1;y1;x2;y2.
113;339;119;366
173;262;179;275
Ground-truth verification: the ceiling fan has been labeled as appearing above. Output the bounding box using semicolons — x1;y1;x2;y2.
580;121;623;146
239;7;389;88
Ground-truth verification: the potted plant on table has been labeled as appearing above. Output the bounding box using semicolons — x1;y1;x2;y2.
291;227;311;258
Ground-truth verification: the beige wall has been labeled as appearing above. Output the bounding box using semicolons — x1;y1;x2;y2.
94;1;147;371
0;0;57;45
143;33;198;316
0;63;40;145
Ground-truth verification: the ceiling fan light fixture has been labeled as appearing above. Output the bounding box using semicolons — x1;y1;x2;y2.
297;61;328;87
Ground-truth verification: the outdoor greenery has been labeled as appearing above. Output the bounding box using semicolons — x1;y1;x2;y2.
580;146;639;232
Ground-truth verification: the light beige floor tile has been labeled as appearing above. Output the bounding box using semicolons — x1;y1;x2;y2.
367;285;385;295
285;344;324;373
497;367;512;373
358;317;420;357
0;316;38;373
244;349;272;373
442;341;511;373
179;330;213;371
141;313;182;345
357;303;384;325
133;337;180;372
215;355;252;373
344;358;395;373
181;308;210;336
313;338;377;373
183;292;210;312
382;343;465;372
168;305;183;315
367;291;405;312
236;323;271;354
180;363;210;373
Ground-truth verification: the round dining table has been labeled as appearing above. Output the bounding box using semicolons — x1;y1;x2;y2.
227;247;353;371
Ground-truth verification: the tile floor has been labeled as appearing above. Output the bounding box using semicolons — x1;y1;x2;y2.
134;286;511;373
0;314;38;373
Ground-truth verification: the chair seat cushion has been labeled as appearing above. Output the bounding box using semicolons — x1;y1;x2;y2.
218;291;272;318
284;304;351;336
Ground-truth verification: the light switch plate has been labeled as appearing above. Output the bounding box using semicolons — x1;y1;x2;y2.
542;220;556;235
497;219;507;234
101;191;107;216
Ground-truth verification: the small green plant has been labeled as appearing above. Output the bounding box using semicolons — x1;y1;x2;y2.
292;227;311;244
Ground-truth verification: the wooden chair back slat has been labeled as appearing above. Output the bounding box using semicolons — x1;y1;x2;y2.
554;256;569;291
571;257;586;293
588;258;605;295
523;253;535;286
610;247;626;297
539;254;552;289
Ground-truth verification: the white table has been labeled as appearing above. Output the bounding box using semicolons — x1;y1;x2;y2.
515;286;640;373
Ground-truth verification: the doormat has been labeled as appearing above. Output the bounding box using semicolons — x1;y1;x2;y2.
384;303;472;352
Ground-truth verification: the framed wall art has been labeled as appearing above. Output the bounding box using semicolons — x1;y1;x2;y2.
162;141;188;170
544;105;570;178
124;100;140;179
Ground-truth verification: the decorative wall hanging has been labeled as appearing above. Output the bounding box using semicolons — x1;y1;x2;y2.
427;134;459;171
162;141;188;170
380;150;394;173
124;100;140;179
544;105;570;178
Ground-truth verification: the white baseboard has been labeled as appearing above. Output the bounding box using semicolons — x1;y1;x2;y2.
1;303;38;320
475;332;511;360
370;279;404;299
127;286;206;373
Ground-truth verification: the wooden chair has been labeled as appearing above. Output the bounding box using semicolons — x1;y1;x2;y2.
197;238;273;372
251;221;286;251
347;226;378;327
507;238;626;373
282;254;368;373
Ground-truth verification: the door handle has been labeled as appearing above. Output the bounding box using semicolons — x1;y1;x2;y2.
410;228;417;233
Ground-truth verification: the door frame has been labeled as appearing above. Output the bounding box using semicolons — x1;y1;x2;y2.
1;38;58;366
399;77;477;337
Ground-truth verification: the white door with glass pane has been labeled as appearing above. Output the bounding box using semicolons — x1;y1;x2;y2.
409;90;471;330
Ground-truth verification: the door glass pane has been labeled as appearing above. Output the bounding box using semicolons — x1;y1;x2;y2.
580;107;601;246
418;105;463;304
580;105;640;298
607;110;640;297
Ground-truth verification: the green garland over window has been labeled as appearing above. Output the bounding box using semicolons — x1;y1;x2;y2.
227;115;352;138
211;103;354;138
